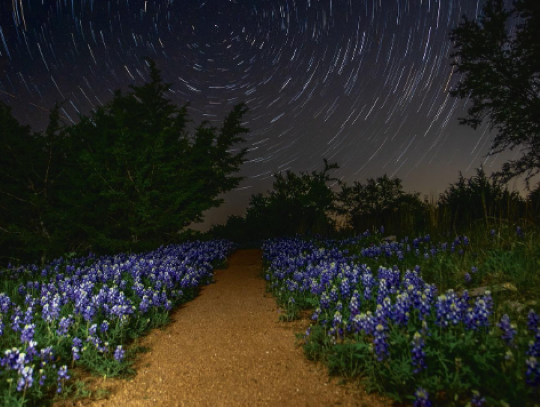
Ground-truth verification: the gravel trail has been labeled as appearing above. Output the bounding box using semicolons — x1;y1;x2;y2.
87;249;390;407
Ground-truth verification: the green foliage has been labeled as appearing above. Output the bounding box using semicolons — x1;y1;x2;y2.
0;58;248;263
247;159;339;240
450;0;540;186
209;159;340;243
64;59;248;254
266;232;540;406
0;102;70;264
337;174;426;234
438;167;524;230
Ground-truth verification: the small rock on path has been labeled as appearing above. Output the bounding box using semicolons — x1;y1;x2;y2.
87;249;391;407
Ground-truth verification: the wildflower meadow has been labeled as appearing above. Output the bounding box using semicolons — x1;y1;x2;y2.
263;227;540;406
0;240;232;406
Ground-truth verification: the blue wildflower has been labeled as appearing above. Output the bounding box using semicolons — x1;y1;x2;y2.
411;332;427;373
471;390;486;406
17;366;34;392
114;345;125;362
497;314;517;345
527;309;539;332
56;365;70;393
525;356;540;387
414;387;432;407
373;323;389;361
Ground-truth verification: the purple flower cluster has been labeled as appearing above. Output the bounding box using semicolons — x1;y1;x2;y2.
0;240;233;400
411;332;427;373
414;387;432;407
262;236;537;405
497;314;517;346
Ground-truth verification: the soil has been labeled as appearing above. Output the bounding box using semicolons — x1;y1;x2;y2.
65;249;392;407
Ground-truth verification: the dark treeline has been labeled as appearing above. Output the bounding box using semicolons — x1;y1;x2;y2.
208;162;540;245
0;59;248;265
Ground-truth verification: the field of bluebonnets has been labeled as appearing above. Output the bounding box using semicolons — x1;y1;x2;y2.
263;226;540;407
0;240;233;406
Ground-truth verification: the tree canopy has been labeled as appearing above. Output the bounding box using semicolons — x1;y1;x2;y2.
450;0;540;186
0;58;249;263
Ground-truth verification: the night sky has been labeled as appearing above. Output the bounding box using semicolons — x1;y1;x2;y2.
0;0;520;229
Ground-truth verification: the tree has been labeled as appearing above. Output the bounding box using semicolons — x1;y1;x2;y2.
244;160;339;240
450;0;540;186
65;58;249;252
438;166;523;229
337;175;424;233
0;102;71;263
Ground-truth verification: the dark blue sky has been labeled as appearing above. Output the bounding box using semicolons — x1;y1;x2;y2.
0;0;520;229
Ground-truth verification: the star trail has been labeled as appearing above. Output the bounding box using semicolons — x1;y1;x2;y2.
0;0;515;228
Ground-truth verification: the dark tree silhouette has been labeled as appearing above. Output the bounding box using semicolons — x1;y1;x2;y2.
65;58;249;252
450;0;540;186
0;58;249;263
244;160;339;240
337;174;424;233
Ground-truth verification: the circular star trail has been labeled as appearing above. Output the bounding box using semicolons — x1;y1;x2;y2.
0;0;514;228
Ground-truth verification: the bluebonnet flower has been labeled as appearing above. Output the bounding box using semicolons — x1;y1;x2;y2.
411;332;427;373
329;286;339;302
357;311;374;336
38;369;46;386
483;290;493;313
0;293;11;312
464;272;471;283
464;298;487;330
527;328;540;357
40;346;54;365
373;323;389;361
11;308;23;332
349;291;361;316
114;345;125;361
361;271;375;301
393;293;410;326
414;387;432;407
57;365;70;393
25;340;38;359
56;315;74;337
435;294;449;327
340;278;351;298
72;337;83;361
376;279;389;304
471;266;478;274
100;320;110;333
414;290;432;321
20;323;35;343
17;366;34;392
517;226;524;238
304;327;311;338
471;390;486;406
525;356;540;386
497;314;517;345
320;292;331;309
527;309;539;332
23;305;34;324
445;291;462;326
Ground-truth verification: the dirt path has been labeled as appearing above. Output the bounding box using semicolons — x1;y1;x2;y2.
87;249;390;407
